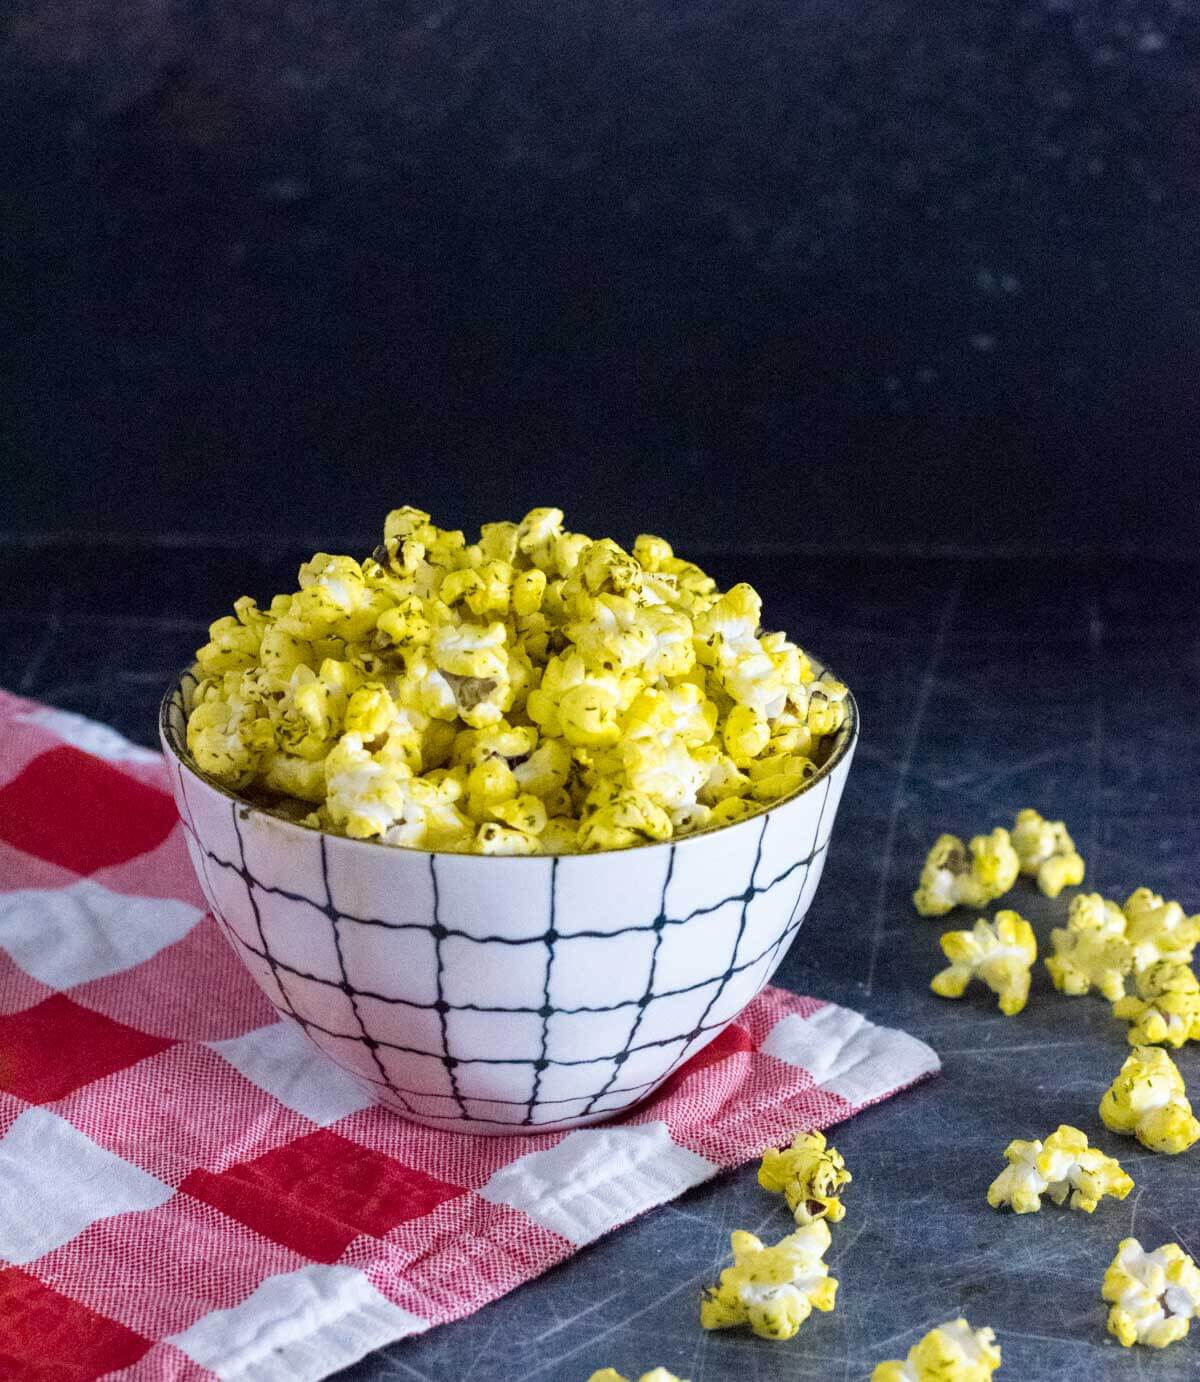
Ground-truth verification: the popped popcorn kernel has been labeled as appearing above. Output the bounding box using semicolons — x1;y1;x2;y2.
1123;887;1200;974
1103;1237;1200;1349
1099;1046;1200;1154
699;1224;838;1341
1045;893;1134;1001
758;1130;852;1226
986;1124;1132;1214
1112;961;1200;1048
913;830;1019;917
475;821;540;855
931;910;1037;1016
589;1371;687;1382
1010;808;1085;897
724;704;770;761
184;507;851;854
186;693;269;788
871;1318;1001;1382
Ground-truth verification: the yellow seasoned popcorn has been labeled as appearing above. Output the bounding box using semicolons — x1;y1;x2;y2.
1099;1046;1200;1154
1044;893;1134;1001
1102;1237;1200;1349
1010;808;1085;897
185;507;851;853
986;1124;1132;1214
1122;887;1200;974
758;1130;851;1226
588;1372;687;1382
871;1318;1001;1382
699;1223;838;1341
1112;961;1200;1048
913;830;1020;917
930;911;1037;1016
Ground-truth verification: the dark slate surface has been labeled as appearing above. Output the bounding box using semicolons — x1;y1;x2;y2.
4;1;1200;552
2;541;1198;1380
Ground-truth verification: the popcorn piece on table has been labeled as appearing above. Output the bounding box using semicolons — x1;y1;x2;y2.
930;911;1037;1016
1044;893;1134;1001
588;1371;687;1382
758;1130;851;1226
1122;887;1200;974
986;1124;1132;1214
186;507;852;854
1112;961;1200;1048
913;830;1020;917
1102;1237;1200;1349
699;1224;838;1341
1010;807;1085;898
871;1318;1002;1381
1099;1046;1200;1154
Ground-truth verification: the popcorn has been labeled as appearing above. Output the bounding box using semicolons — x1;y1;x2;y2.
324;734;474;850
186;692;272;787
186;508;850;853
758;1131;851;1226
931;911;1037;1016
526;653;631;747
1099;1046;1200;1154
475;821;540;855
871;1318;1001;1382
195;608;261;677
260;751;325;802
1044;893;1134;1001
575;785;673;852
1122;887;1200;974
283;554;387;641
1102;1238;1200;1349
1010;808;1085;897
699;1224;838;1340
913;830;1020;916
724;704;770;761
589;1372;686;1382
986;1124;1132;1214
1112;961;1200;1048
693;584;835;727
693;583;762;668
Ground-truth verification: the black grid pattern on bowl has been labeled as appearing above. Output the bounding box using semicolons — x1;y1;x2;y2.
164;683;835;1127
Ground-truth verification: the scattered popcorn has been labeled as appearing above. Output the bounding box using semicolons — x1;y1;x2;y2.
699;1224;838;1341
913;830;1020;916
1010;807;1085;897
871;1318;1002;1382
588;1372;687;1382
1112;961;1200;1048
986;1124;1132;1214
758;1130;851;1226
185;508;851;853
1099;1046;1200;1154
1102;1237;1200;1349
1122;888;1200;974
931;911;1037;1015
1044;893;1134;1001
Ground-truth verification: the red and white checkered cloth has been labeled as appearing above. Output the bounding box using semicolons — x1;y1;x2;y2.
0;688;938;1381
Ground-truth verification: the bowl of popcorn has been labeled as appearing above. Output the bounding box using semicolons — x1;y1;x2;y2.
160;507;858;1133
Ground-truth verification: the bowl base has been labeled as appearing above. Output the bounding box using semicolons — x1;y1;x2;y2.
369;1095;632;1137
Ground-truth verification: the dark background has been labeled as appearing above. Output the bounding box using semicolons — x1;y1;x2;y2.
3;9;1200;1381
3;0;1199;556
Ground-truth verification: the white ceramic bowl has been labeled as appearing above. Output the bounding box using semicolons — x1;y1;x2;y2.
161;670;857;1134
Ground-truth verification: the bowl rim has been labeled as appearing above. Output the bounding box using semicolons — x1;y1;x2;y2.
160;662;858;863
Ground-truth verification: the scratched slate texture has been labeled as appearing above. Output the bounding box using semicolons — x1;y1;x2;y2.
1;543;1198;1381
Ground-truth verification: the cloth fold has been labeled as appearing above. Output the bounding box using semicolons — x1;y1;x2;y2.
0;690;938;1381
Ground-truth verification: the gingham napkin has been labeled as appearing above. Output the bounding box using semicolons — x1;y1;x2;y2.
0;689;938;1382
